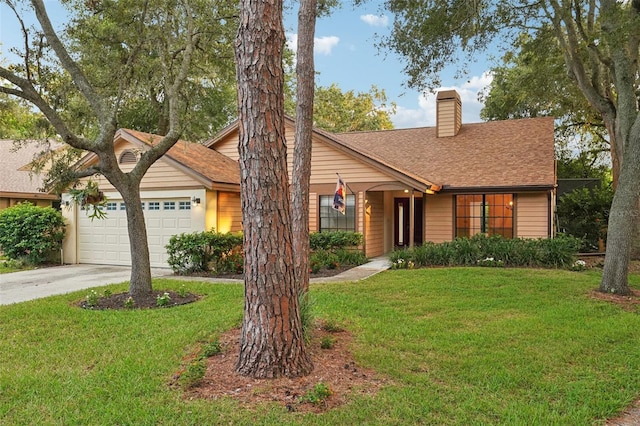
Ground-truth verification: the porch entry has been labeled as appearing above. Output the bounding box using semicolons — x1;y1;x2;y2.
394;197;423;248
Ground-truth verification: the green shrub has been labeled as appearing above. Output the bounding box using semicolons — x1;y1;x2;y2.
557;183;613;252
218;251;243;274
201;339;222;358
165;230;242;274
179;359;207;389
320;336;336;349
309;231;362;250
299;383;332;405
392;234;581;269
0;202;65;264
333;247;368;266
310;249;340;270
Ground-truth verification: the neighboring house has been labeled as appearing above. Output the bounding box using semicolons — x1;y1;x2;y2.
61;129;241;267
62;90;556;267
0;140;60;210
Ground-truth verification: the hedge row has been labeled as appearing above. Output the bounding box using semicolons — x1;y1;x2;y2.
166;230;243;275
166;230;367;275
389;234;582;269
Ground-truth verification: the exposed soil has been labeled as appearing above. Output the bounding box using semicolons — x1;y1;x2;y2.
179;324;388;414
590;288;640;312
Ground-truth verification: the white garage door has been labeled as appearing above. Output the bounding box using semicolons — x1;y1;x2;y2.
77;199;193;267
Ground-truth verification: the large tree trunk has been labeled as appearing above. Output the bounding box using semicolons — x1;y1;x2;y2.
120;184;153;298
291;0;317;296
234;0;313;378
600;118;640;295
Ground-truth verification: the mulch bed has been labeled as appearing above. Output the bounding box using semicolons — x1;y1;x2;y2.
182;323;389;413
77;290;200;310
74;265;356;310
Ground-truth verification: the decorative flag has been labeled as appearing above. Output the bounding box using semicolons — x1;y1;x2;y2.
332;176;346;214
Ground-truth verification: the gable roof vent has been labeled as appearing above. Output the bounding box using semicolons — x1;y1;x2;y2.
119;150;138;164
436;90;462;138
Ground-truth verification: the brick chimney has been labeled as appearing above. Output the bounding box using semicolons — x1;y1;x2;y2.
436;90;462;137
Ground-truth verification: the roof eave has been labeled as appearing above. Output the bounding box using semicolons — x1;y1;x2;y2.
0;191;59;200
439;184;556;194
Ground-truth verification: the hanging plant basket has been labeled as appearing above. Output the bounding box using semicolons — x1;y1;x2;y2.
83;191;105;206
68;180;109;220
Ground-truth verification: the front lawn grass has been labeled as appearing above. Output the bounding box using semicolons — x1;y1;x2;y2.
2;268;640;424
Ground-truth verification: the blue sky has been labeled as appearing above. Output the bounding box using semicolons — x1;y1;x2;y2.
284;2;494;129
1;1;495;129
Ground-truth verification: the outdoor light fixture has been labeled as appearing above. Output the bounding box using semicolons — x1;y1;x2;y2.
192;196;201;205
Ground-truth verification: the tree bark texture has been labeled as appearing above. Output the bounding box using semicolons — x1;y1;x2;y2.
291;0;317;296
120;184;153;298
600;117;640;295
234;0;313;378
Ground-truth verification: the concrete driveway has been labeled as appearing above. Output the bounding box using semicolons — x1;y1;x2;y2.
0;264;172;305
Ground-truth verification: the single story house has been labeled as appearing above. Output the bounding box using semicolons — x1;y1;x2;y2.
61;90;556;267
0;139;60;210
61;129;241;267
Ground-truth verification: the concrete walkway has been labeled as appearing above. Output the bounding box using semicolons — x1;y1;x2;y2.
0;265;172;305
169;256;392;285
0;256;391;305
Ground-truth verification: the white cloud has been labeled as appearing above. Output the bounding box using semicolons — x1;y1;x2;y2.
391;72;494;129
314;36;340;55
360;14;389;27
286;33;298;52
286;33;340;57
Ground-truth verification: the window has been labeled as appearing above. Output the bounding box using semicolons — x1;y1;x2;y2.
179;201;191;210
148;201;160;211
456;194;514;239
106;202;118;211
120;202;126;211
140;202;145;210
319;195;355;232
163;201;176;210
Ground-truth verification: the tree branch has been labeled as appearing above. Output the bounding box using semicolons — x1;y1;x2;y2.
132;0;198;178
4;0;33;82
545;0;615;120
30;0;113;129
0;67;92;151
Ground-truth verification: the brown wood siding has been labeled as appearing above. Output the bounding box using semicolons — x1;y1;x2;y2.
309;192;317;232
425;194;453;242
213;123;395;185
310;142;394;184
217;191;242;233
213;133;240;160
365;191;385;257
437;102;457;137
84;142;202;191
516;192;550;238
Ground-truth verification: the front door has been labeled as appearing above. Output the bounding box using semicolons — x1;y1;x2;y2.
394;197;423;248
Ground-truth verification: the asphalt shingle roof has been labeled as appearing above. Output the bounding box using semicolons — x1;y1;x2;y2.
0;140;55;194
334;117;556;190
121;129;240;186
